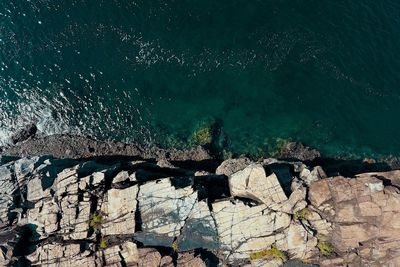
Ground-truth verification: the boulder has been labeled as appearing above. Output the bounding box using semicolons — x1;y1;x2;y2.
229;164;287;205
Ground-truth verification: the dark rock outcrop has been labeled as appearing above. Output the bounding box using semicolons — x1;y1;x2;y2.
11;123;37;144
278;141;320;161
2;134;212;161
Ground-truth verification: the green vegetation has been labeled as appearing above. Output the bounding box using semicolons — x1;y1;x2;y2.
270;137;292;157
249;245;288;262
99;239;108;249
295;208;310;220
190;123;213;146
172;239;179;252
317;235;335;256
222;149;233;160
88;211;103;229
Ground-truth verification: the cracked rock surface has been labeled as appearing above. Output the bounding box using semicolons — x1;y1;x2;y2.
0;155;399;266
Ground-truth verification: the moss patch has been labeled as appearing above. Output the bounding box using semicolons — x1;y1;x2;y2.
99;239;108;249
88;211;103;229
249;245;287;262
317;235;334;256
172;239;179;252
295;208;310;220
190;124;213;146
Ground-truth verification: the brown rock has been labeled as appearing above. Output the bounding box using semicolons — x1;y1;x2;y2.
138;248;162;267
308;173;400;264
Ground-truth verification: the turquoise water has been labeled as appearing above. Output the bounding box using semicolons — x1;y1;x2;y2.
1;1;400;158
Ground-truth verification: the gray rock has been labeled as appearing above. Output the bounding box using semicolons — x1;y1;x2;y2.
11;123;37;144
135;178;198;247
216;157;252;176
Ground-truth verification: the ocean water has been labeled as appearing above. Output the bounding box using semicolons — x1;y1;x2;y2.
1;1;400;158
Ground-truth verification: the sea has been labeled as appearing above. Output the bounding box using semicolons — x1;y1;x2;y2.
1;0;400;158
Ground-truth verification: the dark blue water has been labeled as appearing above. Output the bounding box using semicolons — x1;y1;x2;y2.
1;1;400;158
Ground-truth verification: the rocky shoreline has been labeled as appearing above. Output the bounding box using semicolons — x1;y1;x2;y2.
1;135;400;266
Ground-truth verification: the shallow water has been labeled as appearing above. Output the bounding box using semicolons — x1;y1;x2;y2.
1;1;400;158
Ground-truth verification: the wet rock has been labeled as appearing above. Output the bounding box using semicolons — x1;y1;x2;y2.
2;134;213;161
11;123;37;144
278;142;320;161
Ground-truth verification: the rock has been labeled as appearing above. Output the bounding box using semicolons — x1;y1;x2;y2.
250;258;283;267
356;169;400;188
11;123;37;144
92;171;105;186
216;157;252;176
299;166;326;186
308;174;400;264
27;243;96;266
113;171;130;183
0;163;19;227
97;241;139;266
229;164;287;205
120;241;139;264
278;142;320;161
101;186;138;236
177;200;219;251
212;199;291;262
175;252;207;267
2;134;213;161
286;222;317;260
3;155;400;266
274;178;306;214
135;178;198;246
138;248;162;267
27;198;60;238
308;178;332;207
